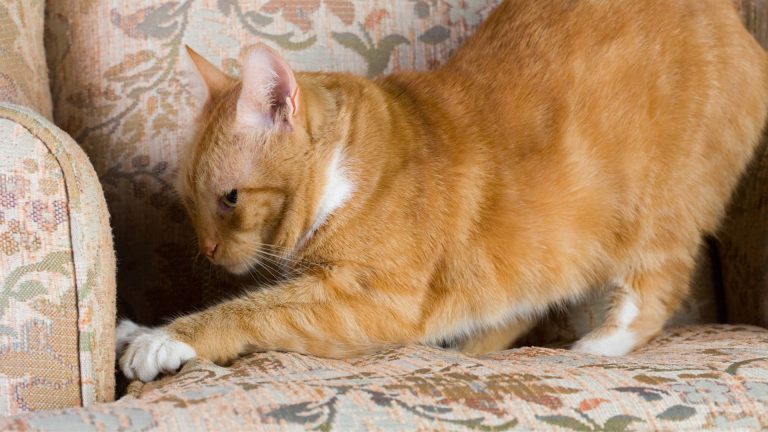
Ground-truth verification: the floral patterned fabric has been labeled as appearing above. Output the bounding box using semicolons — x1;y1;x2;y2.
0;0;52;119
3;325;768;430
0;104;117;415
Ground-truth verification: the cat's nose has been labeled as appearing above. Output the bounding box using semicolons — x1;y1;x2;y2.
201;241;218;258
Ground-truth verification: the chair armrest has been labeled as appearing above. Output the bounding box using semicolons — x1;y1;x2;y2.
0;103;116;414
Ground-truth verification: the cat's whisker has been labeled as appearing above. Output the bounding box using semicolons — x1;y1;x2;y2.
255;256;281;282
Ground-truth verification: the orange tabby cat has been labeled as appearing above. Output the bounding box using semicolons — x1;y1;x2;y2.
118;0;768;382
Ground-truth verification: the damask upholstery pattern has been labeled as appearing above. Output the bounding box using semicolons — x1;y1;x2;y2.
0;0;52;119
3;325;768;430
0;104;116;415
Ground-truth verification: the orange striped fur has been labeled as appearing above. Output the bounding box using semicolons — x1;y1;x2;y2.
119;0;768;381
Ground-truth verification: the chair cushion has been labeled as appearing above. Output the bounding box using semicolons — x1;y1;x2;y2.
0;104;116;414
0;0;52;118
3;324;768;430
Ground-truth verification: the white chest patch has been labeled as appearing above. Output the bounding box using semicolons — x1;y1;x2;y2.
300;147;354;246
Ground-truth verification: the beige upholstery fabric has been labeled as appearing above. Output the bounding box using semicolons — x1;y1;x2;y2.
3;325;768;430
0;0;52;119
0;104;116;414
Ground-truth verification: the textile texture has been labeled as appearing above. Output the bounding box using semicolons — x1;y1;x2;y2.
0;0;52;118
0;104;116;415
3;325;768;430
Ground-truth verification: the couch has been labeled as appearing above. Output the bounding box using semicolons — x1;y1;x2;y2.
0;0;766;430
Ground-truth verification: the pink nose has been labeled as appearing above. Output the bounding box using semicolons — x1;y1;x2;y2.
201;241;218;258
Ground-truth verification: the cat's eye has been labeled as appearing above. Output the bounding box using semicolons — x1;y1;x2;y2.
222;189;238;208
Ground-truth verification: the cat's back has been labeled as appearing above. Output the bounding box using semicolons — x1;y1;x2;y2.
449;0;765;76
410;0;768;273
436;0;768;232
444;0;768;128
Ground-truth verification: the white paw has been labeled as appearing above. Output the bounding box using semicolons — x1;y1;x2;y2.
119;326;196;382
116;319;150;355
572;328;636;356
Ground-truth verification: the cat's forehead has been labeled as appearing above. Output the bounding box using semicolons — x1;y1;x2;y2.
194;143;245;192
185;126;277;197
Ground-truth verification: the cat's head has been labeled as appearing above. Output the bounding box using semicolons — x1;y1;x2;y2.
178;45;336;275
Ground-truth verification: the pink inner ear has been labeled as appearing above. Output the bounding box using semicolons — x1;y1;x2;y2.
236;44;299;131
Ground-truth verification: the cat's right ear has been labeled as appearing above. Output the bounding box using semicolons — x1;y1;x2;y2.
183;45;231;112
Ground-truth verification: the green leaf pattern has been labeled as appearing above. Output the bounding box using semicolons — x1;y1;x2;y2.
6;325;768;430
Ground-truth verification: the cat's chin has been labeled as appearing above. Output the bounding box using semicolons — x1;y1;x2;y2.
223;262;253;276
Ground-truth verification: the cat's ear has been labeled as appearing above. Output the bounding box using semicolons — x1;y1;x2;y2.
183;45;231;110
236;43;300;132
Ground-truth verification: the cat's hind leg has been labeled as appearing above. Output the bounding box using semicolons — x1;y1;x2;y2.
572;252;695;356
459;317;537;355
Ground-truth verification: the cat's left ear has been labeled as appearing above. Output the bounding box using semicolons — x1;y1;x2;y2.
236;44;300;132
183;45;232;112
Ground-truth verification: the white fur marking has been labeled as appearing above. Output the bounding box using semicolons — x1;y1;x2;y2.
616;293;639;327
116;319;145;355
572;327;637;356
118;320;196;382
572;294;639;356
299;147;354;247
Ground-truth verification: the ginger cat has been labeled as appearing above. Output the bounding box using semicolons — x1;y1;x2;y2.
118;0;768;382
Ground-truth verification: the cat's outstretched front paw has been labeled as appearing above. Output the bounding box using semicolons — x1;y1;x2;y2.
117;320;196;382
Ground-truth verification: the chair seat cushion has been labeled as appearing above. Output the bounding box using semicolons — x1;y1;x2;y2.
5;324;768;430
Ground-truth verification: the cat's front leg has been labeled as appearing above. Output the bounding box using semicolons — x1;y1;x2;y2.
119;271;421;381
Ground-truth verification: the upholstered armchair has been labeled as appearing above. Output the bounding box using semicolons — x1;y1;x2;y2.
1;1;766;429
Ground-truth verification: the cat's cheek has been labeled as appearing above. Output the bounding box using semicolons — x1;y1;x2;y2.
118;325;196;382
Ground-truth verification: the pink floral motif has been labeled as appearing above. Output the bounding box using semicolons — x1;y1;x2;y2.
24;200;67;233
363;9;389;30
0;174;30;202
261;0;355;31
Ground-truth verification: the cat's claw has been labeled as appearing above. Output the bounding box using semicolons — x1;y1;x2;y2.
118;321;196;382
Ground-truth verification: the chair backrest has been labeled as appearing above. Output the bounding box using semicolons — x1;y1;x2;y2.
0;0;51;117
716;0;768;328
